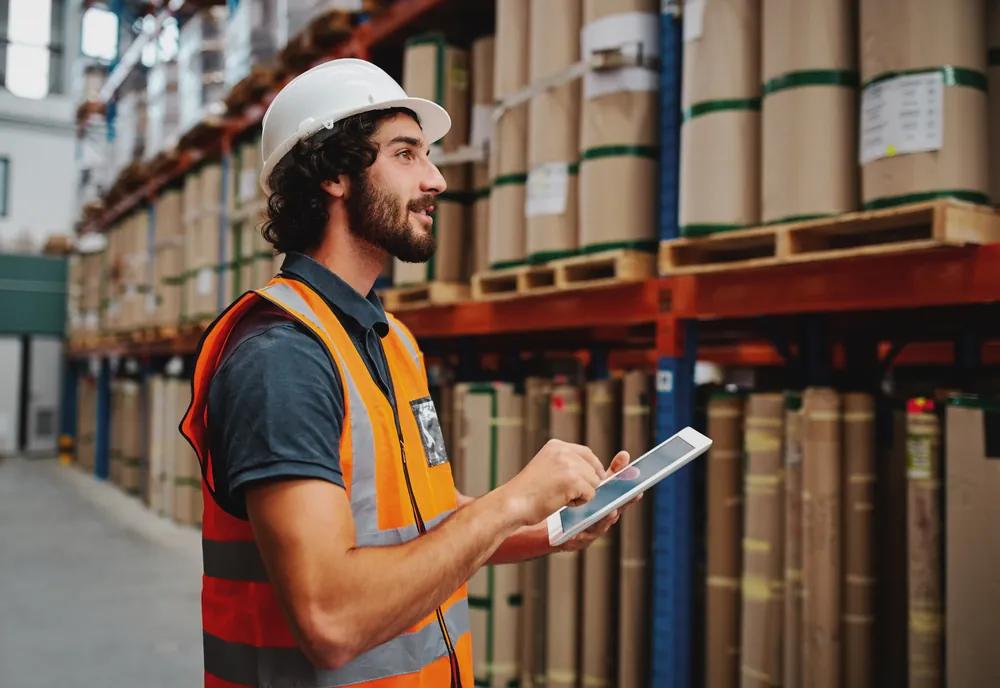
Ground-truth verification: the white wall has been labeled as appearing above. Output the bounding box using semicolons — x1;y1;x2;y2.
0;92;77;252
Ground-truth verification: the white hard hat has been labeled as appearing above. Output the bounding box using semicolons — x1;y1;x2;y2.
258;58;451;195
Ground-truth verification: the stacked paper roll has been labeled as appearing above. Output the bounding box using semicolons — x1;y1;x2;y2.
579;0;660;254
783;393;804;688
402;34;470;153
843;393;876;688
470;37;494;276
705;392;745;688
802;388;841;687
762;0;857;223
740;394;786;688
489;0;530;269
526;0;582;263
680;0;761;237
989;3;1000;204
860;0;990;208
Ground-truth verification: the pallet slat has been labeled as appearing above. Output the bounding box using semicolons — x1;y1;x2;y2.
381;282;470;310
660;200;1000;275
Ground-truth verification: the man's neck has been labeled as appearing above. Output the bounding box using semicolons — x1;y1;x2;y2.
308;227;386;297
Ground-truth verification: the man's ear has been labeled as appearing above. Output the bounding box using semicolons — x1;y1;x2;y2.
321;176;349;199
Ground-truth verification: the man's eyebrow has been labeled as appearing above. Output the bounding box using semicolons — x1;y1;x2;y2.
387;135;426;148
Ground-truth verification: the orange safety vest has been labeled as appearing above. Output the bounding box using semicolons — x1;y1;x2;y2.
179;276;473;688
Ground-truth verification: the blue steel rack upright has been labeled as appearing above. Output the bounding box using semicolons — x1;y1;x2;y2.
652;5;698;688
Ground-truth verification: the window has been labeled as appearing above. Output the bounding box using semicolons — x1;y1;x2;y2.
0;157;11;218
81;6;118;62
0;0;68;99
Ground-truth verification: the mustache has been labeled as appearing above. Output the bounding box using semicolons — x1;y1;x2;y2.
407;195;436;213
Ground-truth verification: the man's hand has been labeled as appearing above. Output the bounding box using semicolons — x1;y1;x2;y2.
555;450;643;553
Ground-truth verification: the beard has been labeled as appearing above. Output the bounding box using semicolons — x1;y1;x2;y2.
345;171;437;263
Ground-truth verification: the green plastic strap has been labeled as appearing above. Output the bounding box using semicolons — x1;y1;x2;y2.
527;248;577;265
683;98;761;122
507;594;523;607
580;145;658;162
174;477;200;487
680;223;749;237
438;190;476;204
490;258;527;270
493;172;528;188
990;48;1000;66
468;596;491;610
764;213;835;226
785;392;803;411
580;239;657;254
863;66;987;92
863;189;990;211
254;250;274;260
709;390;746;401
763;69;859;96
474;187;491;200
947;395;1000;411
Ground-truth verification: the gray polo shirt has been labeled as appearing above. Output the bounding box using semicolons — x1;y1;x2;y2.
206;251;397;519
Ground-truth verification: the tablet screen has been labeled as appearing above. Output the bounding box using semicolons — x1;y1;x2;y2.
559;435;696;532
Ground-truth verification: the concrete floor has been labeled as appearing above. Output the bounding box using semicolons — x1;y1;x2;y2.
0;456;202;687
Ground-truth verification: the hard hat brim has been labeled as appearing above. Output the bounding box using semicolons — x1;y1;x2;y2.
258;96;452;195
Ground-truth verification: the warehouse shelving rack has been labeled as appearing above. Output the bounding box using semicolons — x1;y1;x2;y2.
65;3;1000;687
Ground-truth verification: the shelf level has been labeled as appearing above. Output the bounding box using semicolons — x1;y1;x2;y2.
672;244;1000;320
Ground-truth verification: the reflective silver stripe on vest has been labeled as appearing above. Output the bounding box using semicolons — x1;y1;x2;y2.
259;282;379;538
204;598;471;687
387;317;420;369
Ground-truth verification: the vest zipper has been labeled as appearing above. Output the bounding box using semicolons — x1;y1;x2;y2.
388;395;461;688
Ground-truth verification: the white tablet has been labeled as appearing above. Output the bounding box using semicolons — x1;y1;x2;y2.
546;426;712;547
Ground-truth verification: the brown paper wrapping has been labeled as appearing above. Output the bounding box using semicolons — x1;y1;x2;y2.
580;379;621;687
705;393;745;688
75;376;97;471
680;0;761;233
761;0;857;223
519;378;552;688
842;394;875;688
945;401;1000;687
546;383;583;688
471;164;491;276
860;0;989;206
617;371;652;688
990;5;1000;205
526;0;582;262
490;0;530;268
801;387;841;686
471;35;495;147
740;394;785;688
394;164;469;285
402;37;469;152
782;394;804;688
579;0;659;253
906;400;942;688
173;380;202;527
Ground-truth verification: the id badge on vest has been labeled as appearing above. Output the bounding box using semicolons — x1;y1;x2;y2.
410;396;449;467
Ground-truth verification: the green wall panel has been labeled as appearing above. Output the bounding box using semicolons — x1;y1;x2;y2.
0;253;68;336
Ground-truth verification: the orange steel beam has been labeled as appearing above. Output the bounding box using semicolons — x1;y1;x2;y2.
672;245;1000;319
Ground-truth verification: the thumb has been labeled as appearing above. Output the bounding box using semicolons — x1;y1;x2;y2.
607;450;630;476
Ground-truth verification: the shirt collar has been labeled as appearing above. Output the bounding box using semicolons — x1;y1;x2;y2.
280;252;389;337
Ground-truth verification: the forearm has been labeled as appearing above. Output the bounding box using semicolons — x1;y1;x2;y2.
487;521;558;564
328;488;523;658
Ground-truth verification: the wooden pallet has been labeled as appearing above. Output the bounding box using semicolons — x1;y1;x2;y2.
660;199;1000;275
381;282;470;310
471;264;557;301
550;249;656;290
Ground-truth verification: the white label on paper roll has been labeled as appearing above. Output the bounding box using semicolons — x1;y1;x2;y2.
125;284;137;299
581;12;661;100
239;170;258;201
329;0;363;10
197;267;214;295
469;104;493;148
525;162;570;217
85;311;98;331
860;71;944;165
145;293;157;314
683;0;705;42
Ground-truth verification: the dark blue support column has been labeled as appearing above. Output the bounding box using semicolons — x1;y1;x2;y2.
59;359;79;463
94;358;111;480
455;336;480;381
799;313;832;388
589;343;609;380
955;330;981;391
651;320;698;688
659;3;683;242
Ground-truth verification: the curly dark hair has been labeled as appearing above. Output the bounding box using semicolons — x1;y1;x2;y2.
260;107;420;255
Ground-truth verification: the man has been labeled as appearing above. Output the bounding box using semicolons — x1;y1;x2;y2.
180;58;638;688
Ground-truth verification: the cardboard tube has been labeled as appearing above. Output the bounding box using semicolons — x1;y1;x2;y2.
783;393;804;688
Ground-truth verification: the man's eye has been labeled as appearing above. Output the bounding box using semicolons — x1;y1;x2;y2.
398;150;412;160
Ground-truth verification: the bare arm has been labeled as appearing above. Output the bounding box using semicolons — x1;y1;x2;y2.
244;439;605;671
